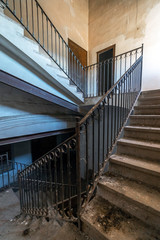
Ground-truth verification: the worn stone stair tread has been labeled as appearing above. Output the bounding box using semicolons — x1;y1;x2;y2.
124;125;160;133
134;105;160;109
141;89;160;95
130;115;160;119
139;96;160;101
110;154;160;176
81;196;160;240
98;175;160;217
118;138;160;151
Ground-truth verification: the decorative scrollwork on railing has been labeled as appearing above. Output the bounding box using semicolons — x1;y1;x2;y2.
19;134;77;220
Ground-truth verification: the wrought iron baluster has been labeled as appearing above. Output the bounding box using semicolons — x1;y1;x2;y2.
26;0;28;29
98;106;101;173
60;148;64;217
103;99;106;164
54;153;58;211
62;40;64;70
51;23;53;57
107;95;110;155
42;11;44;47
13;0;15;14
58;34;60;66
36;2;39;42
31;0;34;36
114;87;117;141
76;121;81;227
67;144;71;218
19;0;22;23
110;92;114;147
107;60;109;92
55;29;57;62
85;120;89;197
46;16;49;52
92;113;95;182
44;157;48;212
36;163;40;210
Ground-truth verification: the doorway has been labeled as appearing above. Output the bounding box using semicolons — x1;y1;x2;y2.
97;44;115;94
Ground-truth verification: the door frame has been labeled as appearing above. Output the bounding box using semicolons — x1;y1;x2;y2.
97;44;116;63
97;44;116;94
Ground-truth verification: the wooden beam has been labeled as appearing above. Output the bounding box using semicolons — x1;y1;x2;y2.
0;70;79;113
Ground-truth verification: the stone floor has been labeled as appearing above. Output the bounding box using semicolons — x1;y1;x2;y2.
0;189;89;240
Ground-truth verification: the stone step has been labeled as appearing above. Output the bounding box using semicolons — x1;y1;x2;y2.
134;105;160;115
138;96;160;105
141;89;160;97
97;175;160;230
117;138;160;162
81;196;160;240
124;126;160;142
109;154;160;188
130;115;160;127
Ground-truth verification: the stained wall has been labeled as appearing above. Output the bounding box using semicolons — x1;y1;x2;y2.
38;0;89;50
89;0;160;90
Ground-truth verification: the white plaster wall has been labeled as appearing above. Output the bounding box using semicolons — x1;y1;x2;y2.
89;0;160;91
4;0;89;51
38;0;89;51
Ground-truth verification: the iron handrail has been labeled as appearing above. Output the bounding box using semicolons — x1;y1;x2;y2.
84;45;143;97
19;133;76;175
85;46;142;69
1;0;85;93
80;56;143;126
76;53;143;219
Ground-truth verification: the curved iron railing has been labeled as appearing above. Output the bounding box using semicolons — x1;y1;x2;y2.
18;134;80;220
1;0;85;93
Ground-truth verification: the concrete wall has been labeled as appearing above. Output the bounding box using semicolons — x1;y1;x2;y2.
0;83;76;140
88;0;160;91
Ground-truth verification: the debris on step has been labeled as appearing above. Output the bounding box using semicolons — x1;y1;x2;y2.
81;196;160;240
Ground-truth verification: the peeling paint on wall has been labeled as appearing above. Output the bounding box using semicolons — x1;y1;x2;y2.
89;0;160;90
38;0;88;51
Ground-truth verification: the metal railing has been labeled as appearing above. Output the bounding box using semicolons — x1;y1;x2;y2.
18;51;143;222
1;0;85;93
1;1;143;99
76;55;143;218
0;160;28;190
85;46;143;97
19;134;80;220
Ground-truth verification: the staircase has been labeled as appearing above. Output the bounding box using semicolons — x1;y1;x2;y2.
2;2;154;238
0;0;84;104
81;89;160;239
